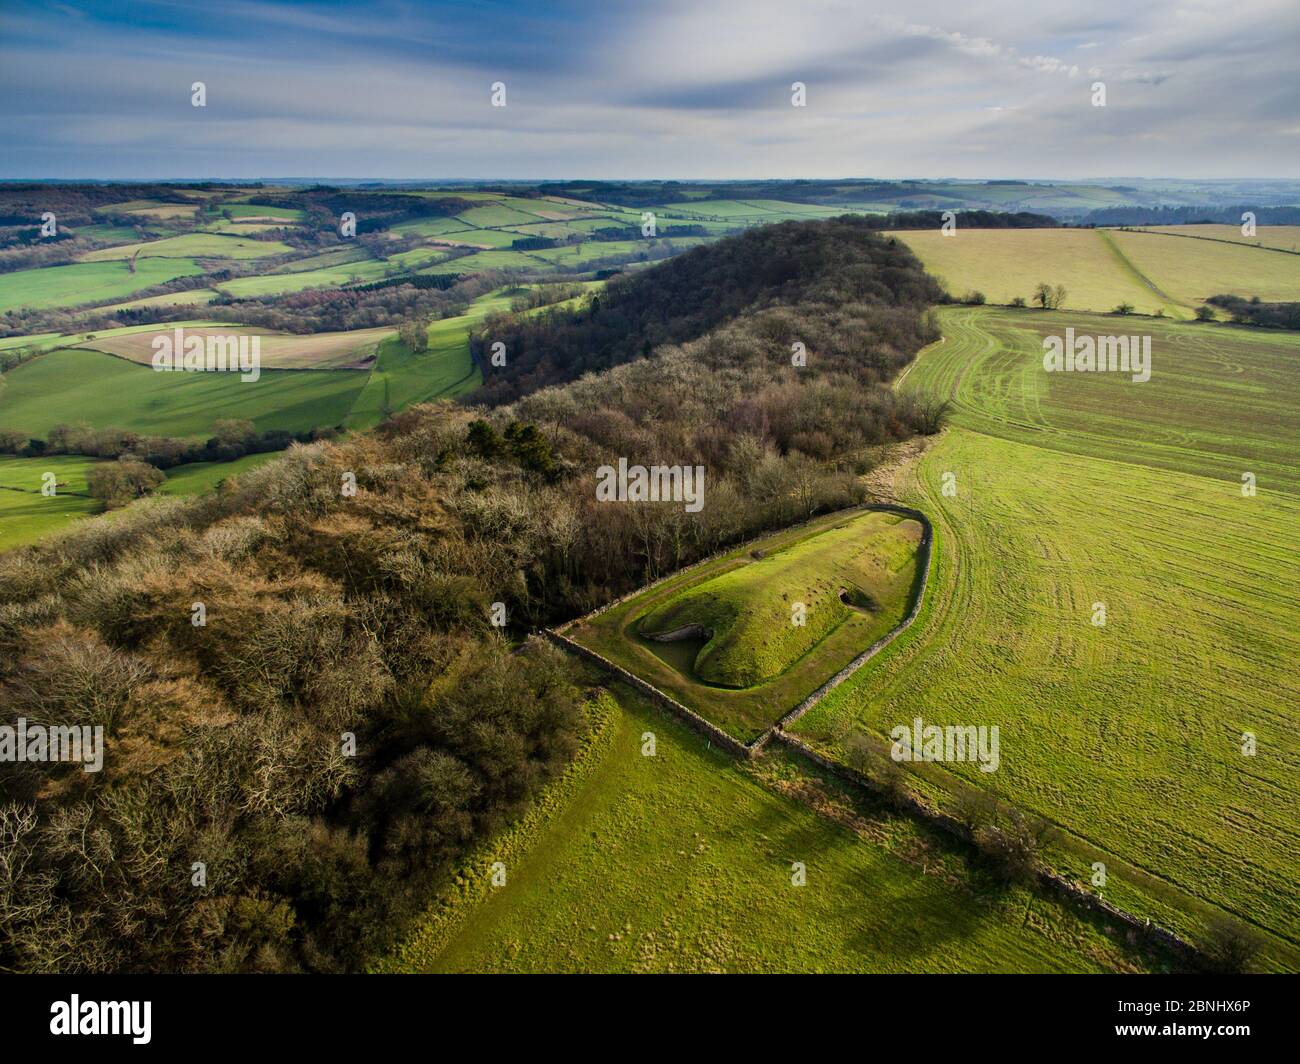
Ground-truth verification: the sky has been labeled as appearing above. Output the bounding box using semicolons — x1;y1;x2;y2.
1;0;1296;180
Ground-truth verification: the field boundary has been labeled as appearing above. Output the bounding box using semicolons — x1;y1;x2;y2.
767;504;933;740
542;499;1205;969
769;731;1201;967
1121;226;1300;257
1096;228;1184;311
540;628;752;758
551;502;933;757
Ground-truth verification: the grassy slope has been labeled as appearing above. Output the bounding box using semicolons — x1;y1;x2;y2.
0;258;206;312
158;451;282;495
215;259;393;297
343;289;512;429
81;233;294;261
891;229;1166;314
571;509;923;741
793;305;1300;963
0;348;367;439
0;455;102;549
639;511;921;687
1107;228;1300;304
381;687;1139;974
1124;225;1300;253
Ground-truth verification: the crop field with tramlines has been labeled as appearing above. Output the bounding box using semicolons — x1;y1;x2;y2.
791;305;1300;968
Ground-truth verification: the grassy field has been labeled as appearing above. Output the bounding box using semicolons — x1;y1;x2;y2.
420;249;553;274
71;223;149;243
99;200;199;221
638;511;921;688
898;306;1300;493
525;238;703;269
77;324;393;370
892;229;1168;314
896;226;1300;317
0;450;281;551
792;305;1300;963
85;288;222;315
219;203;304;221
570;508;924;741
343;289;513;428
0;290;506;452
1107;228;1300;304
0;455;102;549
0;347;368;439
215;258;393;297
454;203;551;228
1123;224;1300;253
81;232;294;262
380;686;1148;974
0;258;206;312
159;451;282;494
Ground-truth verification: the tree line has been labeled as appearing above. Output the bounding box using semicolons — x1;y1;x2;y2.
0;219;948;973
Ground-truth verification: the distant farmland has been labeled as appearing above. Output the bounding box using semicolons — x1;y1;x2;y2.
0;289;510;446
81;232;294;261
0;258;206;312
892;225;1300;317
76;323;395;370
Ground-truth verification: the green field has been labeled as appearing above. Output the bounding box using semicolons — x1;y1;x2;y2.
82;232;294;262
454;204;551;228
791;305;1300;964
638;511;921;687
85;288;222;315
0;258;206;312
219;203;305;221
570;509;924;741
343;289;513;428
380;687;1146;974
420;249;553;275
0;455;103;549
1124;224;1300;253
1107;228;1300;305
215;258;393;297
159;451;282;495
71;223;150;244
897;306;1300;493
0;291;506;460
893;229;1171;314
0;348;368;439
894;226;1300;317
